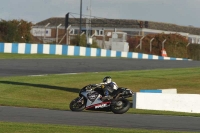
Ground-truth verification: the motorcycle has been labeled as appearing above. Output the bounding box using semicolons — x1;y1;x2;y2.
69;84;133;114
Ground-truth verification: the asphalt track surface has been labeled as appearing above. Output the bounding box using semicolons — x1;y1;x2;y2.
0;58;200;132
0;58;200;77
1;106;200;132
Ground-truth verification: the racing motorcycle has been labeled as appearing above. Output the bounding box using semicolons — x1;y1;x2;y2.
69;84;133;114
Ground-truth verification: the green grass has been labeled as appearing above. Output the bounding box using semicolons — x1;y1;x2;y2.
0;53;87;59
0;53;112;59
0;67;200;116
0;122;196;133
0;53;200;132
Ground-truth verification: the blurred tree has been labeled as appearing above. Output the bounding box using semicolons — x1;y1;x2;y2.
71;34;87;46
0;19;33;43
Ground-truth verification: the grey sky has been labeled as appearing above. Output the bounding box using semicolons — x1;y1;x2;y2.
0;0;200;27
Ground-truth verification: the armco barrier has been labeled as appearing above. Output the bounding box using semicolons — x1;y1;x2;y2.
133;92;200;113
0;43;191;60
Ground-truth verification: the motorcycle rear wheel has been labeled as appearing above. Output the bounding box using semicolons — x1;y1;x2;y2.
69;97;86;111
111;98;130;114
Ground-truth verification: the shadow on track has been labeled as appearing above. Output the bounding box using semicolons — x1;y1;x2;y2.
0;81;80;93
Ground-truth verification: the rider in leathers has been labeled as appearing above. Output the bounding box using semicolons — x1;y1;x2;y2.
100;76;118;100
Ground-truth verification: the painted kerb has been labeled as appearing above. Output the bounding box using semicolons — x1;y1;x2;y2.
0;43;191;61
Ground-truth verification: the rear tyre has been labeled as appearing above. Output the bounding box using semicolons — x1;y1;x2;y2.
111;98;130;114
69;97;86;111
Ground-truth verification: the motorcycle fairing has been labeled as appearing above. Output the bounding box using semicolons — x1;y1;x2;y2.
87;91;99;103
81;90;108;108
85;101;111;110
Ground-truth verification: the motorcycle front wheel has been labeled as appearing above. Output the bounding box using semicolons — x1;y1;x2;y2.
111;98;130;114
69;97;86;111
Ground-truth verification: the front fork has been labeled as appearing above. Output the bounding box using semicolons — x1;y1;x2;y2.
77;97;84;104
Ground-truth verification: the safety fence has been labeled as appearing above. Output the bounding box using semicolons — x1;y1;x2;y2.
0;43;191;61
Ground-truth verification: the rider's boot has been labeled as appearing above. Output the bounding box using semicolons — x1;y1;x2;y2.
101;95;112;101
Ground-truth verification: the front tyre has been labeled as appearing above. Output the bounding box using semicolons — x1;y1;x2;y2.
69;97;86;111
111;98;130;114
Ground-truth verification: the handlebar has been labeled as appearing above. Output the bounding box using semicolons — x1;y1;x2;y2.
86;84;103;90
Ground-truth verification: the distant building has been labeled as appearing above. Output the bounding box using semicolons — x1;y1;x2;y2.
31;16;200;47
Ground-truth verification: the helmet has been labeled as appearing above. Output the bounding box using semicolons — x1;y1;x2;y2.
103;76;112;83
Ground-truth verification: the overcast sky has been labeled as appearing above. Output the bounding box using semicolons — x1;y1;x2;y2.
1;0;200;27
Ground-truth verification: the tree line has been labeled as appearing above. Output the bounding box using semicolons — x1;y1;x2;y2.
0;19;33;43
0;19;199;60
128;34;200;60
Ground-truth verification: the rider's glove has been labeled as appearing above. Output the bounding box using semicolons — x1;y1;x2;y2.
101;84;105;89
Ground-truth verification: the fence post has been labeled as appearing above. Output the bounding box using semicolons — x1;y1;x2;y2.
150;38;154;53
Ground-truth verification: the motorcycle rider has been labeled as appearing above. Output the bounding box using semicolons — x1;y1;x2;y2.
100;76;118;100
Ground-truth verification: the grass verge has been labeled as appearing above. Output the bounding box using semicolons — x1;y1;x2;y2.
0;122;195;133
0;67;200;116
0;53;104;59
0;53;200;132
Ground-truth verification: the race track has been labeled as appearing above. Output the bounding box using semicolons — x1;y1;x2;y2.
0;106;200;132
0;58;200;77
0;58;200;132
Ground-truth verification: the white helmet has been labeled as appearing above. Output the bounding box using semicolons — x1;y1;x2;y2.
103;76;112;83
